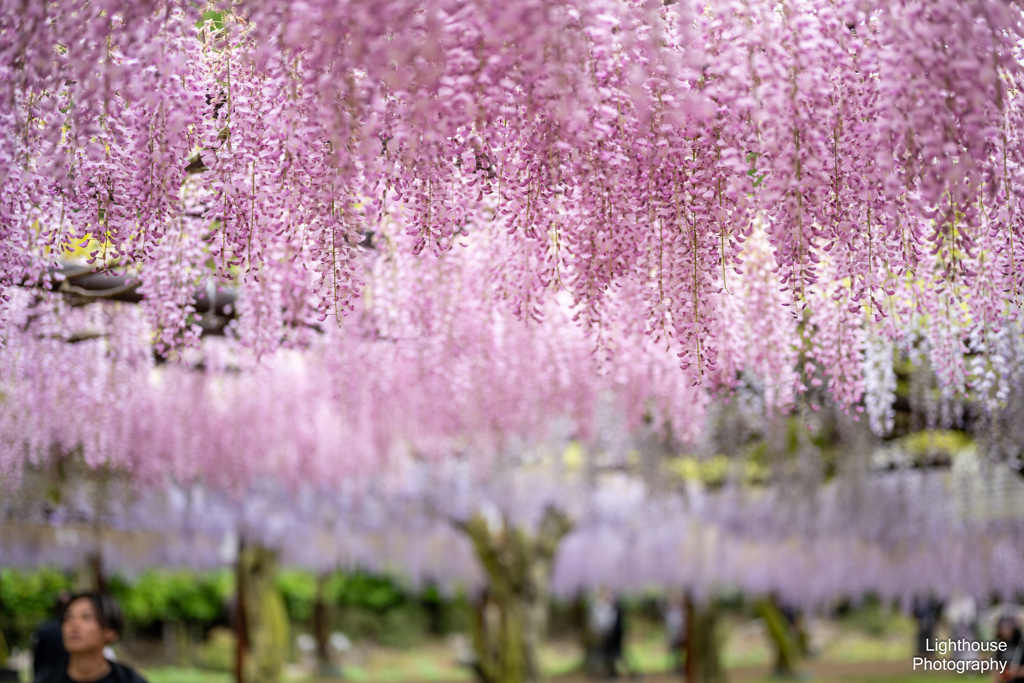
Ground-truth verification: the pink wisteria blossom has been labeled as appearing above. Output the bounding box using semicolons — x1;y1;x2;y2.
2;0;1023;410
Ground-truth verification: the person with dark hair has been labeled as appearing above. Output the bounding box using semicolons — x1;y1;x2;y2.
913;594;942;658
36;593;147;683
32;591;71;682
588;587;616;678
588;587;634;680
606;596;627;678
995;615;1024;683
663;593;686;673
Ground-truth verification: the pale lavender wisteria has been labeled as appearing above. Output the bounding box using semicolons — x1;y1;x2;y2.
6;463;1024;606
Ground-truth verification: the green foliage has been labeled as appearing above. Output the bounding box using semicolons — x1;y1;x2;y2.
274;567;471;646
276;569;318;622
0;567;72;649
325;571;406;613
839;596;897;637
2;565;468;653
378;604;430;648
665;454;768;488
747;152;767;187
109;570;232;626
194;10;224;32
0;566;232;653
198;627;236;673
420;584;470;635
278;569;437;643
143;667;231;683
896;430;973;459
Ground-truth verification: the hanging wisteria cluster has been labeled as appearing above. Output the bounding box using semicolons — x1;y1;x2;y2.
0;284;707;487
3;0;1024;413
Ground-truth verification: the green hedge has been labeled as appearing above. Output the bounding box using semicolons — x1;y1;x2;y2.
2;566;467;652
1;568;73;651
109;570;234;625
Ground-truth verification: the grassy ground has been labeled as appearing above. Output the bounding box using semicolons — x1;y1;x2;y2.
140;665;986;683
138;613;968;683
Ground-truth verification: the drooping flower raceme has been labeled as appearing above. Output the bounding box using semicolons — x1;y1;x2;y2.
2;0;1024;412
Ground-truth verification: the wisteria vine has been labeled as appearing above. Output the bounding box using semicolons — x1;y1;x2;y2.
2;0;1023;411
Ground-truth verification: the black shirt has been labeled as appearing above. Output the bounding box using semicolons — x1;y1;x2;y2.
997;633;1024;683
38;661;147;683
31;619;68;683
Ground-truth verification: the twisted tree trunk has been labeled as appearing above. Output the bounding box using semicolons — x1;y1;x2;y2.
235;542;289;683
459;506;572;683
0;567;8;669
684;594;724;683
234;541;248;683
756;597;799;677
313;573;340;678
